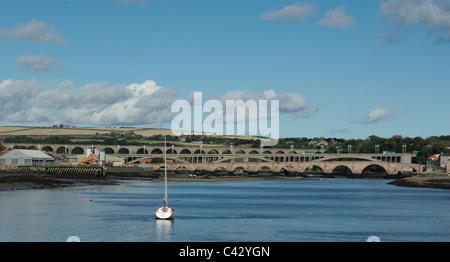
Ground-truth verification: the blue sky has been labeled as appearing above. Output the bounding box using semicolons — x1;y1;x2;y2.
0;0;449;139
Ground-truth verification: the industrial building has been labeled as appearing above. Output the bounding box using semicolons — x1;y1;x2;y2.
0;149;54;166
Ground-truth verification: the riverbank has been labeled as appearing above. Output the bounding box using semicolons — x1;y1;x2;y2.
0;173;306;190
388;176;450;190
3;172;450;191
0;173;119;190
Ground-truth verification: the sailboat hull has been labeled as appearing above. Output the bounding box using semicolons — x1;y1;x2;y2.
155;207;174;220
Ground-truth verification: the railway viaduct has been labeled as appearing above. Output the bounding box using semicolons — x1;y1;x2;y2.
4;143;423;175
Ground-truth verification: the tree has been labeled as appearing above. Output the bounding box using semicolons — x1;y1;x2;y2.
103;137;118;145
324;145;337;153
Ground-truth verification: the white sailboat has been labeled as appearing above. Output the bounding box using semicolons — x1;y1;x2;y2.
155;137;174;220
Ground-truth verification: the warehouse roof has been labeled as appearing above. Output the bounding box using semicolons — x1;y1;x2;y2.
0;149;54;160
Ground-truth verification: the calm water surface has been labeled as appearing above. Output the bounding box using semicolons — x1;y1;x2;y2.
1;179;449;242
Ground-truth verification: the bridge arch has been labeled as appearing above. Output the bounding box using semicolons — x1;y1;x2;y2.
314;155;377;162
331;165;352;175
166;148;177;154
151;148;163;154
214;166;228;174
279;166;296;175
249;150;259;154
194;166;208;174
156;165;166;171
235;150;246;154
233;166;248;175
42;146;53;153
71;147;84;154
222;149;232;154
258;166;273;174
137;148;148;154
194;149;205;154
103;147;115;154
303;165;324;173
208;149;219;154
180;149;191;154
56;146;67;154
118;148;129;154
361;164;387;176
175;166;189;173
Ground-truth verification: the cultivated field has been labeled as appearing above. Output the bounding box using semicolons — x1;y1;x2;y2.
0;126;256;140
0;126;142;136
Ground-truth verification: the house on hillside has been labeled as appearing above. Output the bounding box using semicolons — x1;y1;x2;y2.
0;149;54;166
309;139;329;147
426;153;450;172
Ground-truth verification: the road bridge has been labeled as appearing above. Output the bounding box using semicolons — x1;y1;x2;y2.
123;152;417;165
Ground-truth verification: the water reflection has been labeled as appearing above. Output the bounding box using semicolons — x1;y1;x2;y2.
2;180;450;242
155;219;173;242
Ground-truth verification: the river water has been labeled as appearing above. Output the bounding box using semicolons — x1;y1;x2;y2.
1;178;449;242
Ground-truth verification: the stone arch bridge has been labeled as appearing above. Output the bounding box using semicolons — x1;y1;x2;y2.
147;161;422;176
4;143;423;175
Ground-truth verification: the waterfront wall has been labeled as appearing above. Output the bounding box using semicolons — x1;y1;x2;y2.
13;165;158;179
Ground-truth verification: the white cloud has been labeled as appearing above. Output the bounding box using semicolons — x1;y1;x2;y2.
362;106;393;124
63;80;178;126
0;79;319;127
0;20;65;45
259;3;316;22
16;55;68;72
316;6;357;28
0;79;177;126
0;79;57;123
379;0;450;44
218;89;319;118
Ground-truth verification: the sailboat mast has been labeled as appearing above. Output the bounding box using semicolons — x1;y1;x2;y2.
164;136;168;205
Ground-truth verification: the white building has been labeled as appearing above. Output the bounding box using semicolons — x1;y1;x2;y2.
0;150;54;166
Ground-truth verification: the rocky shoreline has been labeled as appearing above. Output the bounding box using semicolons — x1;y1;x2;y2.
388;176;450;190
